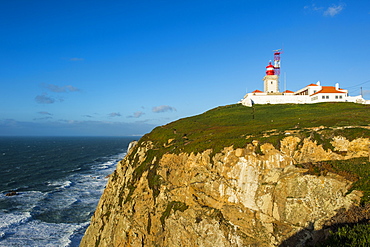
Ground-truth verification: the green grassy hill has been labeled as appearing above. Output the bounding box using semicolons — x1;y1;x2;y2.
135;102;370;246
141;102;370;154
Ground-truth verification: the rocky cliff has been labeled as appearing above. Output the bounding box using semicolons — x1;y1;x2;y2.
80;103;370;247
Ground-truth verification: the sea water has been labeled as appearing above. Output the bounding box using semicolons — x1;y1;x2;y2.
0;136;138;247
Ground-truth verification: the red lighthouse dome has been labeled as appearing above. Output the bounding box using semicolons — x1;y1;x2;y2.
266;62;275;75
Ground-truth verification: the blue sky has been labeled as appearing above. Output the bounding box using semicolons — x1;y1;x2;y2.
1;0;369;136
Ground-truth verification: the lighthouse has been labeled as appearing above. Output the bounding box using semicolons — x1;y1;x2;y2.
263;61;279;93
240;49;367;107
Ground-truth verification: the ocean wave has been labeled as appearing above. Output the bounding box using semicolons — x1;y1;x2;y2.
47;180;73;190
0;212;32;239
91;152;126;171
0;220;88;247
0;191;46;214
0;137;135;246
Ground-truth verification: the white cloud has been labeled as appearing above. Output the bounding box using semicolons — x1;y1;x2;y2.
304;4;323;12
65;85;80;92
35;94;55;104
109;112;122;117
42;83;81;93
363;90;370;96
33;116;53;121
127;111;145;118
305;3;345;17
324;4;345;17
70;57;84;61
38;111;53;115
0;119;156;136
152;105;176;113
36;84;80;104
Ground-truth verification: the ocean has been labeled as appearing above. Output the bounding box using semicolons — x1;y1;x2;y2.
0;136;138;247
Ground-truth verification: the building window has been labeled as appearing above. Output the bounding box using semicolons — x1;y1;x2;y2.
339;95;342;99
271;81;273;84
335;95;338;99
326;96;329;99
322;96;325;99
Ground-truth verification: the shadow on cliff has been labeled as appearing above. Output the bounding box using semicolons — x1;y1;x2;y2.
278;204;370;247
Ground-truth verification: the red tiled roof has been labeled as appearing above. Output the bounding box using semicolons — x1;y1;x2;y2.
310;86;347;96
283;90;295;93
252;90;264;93
307;84;318;87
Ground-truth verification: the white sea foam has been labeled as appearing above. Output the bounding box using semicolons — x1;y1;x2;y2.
0;147;128;246
0;220;88;247
47;180;73;189
59;180;73;189
0;212;32;239
0;191;46;213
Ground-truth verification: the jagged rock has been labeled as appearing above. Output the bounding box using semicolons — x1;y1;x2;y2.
5;191;18;196
80;134;369;247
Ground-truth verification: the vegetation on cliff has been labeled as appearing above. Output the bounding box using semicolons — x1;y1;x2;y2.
317;223;370;247
141;102;370;154
81;103;370;246
129;103;370;205
124;102;370;245
297;157;370;204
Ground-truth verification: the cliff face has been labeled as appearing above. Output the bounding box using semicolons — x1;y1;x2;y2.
80;132;369;247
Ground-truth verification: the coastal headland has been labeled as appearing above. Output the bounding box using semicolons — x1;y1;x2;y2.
81;103;370;246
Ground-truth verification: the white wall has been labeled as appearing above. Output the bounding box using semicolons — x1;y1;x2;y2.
241;94;310;106
240;94;367;107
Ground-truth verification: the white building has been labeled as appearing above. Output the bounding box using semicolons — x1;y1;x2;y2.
240;57;369;107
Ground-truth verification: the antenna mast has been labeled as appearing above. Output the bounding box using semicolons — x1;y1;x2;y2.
273;49;282;75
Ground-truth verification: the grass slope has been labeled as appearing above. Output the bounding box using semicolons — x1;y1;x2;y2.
141;102;370;154
137;103;370;202
133;102;370;245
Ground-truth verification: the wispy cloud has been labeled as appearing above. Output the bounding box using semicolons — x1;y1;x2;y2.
33;116;53;121
109;112;122;117
127;111;145;118
43;83;80;93
34;111;53;120
152;105;176;113
35;84;80;104
324;4;345;17
1;119;19;127
304;3;345;17
0;119;155;136
35;94;55;104
83;115;93;118
65;85;80;92
304;4;323;12
70;57;84;61
38;111;53;115
363;90;370;96
35;94;64;104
